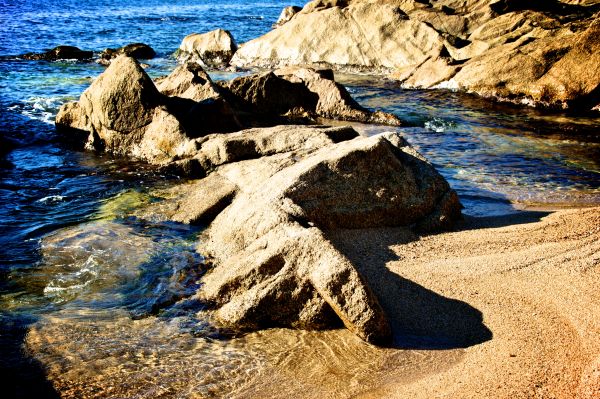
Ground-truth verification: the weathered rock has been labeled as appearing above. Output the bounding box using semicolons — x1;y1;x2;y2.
98;43;156;65
74;55;161;154
229;0;600;110
55;57;401;167
222;67;402;125
22;46;93;61
193;131;461;344
273;5;302;28
178;29;237;68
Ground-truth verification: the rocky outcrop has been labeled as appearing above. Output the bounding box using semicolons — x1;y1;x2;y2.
56;56;401;165
133;123;461;343
22;46;93;61
231;0;600;110
98;43;156;65
178;29;238;68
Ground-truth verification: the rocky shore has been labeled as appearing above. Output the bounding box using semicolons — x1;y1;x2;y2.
54;54;460;343
36;1;599;395
229;0;600;111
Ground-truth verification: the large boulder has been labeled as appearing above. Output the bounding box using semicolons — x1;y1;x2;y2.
230;0;600;110
188;130;461;344
178;29;238;68
57;55;162;155
22;45;93;61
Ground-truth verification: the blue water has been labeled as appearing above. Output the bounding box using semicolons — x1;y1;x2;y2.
0;1;599;396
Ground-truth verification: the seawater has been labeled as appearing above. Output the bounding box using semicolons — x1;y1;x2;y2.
0;0;599;397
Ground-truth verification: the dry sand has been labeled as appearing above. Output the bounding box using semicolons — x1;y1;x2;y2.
329;206;600;399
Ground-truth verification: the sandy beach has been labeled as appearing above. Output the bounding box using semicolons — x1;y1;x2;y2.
328;206;600;398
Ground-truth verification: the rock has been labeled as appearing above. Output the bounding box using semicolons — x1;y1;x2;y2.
178;29;238;68
75;55;161;154
229;0;600;110
230;2;446;71
22;46;93;61
222;67;402;125
55;57;401;166
156;62;221;101
531;18;600;109
98;43;156;65
273;5;302;28
192;130;461;344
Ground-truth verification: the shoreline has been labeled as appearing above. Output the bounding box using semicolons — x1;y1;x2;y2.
21;205;600;398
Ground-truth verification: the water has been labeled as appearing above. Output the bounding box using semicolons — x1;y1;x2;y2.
0;0;599;397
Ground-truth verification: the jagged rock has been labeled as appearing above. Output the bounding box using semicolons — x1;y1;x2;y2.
193;131;461;344
98;43;156;65
55;56;401;167
156;62;221;101
22;46;93;61
222;67;402;125
57;55;161;155
230;0;600;110
273;5;302;27
178;29;237;68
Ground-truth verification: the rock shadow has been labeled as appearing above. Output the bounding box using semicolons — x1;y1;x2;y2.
0;314;60;399
326;227;493;349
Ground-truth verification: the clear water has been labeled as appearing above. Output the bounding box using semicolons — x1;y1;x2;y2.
0;0;599;397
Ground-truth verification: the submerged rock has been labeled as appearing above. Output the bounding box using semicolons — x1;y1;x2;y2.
231;0;600;110
178;29;238;68
22;45;93;61
98;43;156;65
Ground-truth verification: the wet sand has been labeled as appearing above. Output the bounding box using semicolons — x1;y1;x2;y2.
25;207;600;398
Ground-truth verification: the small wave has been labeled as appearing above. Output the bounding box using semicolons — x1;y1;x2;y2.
38;195;66;204
21;96;71;124
424;117;455;133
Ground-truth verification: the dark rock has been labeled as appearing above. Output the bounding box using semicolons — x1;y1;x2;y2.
99;43;156;65
22;46;93;61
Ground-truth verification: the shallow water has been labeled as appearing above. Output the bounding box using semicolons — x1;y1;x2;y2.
1;0;600;397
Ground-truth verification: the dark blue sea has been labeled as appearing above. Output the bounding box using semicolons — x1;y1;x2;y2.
0;0;599;397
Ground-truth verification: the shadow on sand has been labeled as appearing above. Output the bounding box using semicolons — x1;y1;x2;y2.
327;209;552;350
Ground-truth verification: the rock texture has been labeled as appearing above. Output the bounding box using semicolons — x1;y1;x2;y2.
231;0;600;110
56;56;400;166
178;29;238;68
131;123;461;344
54;55;462;343
22;45;93;61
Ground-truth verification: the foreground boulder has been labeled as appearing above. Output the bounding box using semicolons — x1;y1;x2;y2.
98;43;156;65
132;124;461;343
22;45;93;61
56;55;401;165
231;0;600;110
177;29;238;68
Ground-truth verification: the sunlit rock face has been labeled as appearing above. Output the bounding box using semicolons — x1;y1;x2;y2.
231;0;600;110
55;56;401;169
